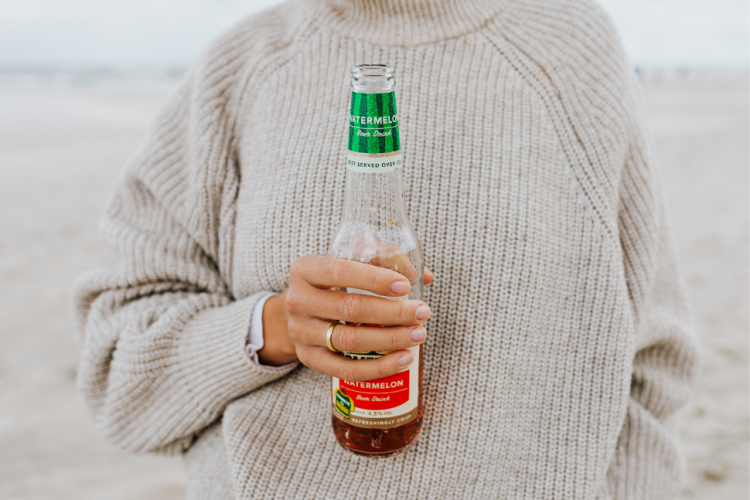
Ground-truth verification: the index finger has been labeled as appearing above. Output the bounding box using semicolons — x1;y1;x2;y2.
293;255;410;297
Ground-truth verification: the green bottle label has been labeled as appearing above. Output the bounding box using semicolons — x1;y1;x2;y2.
347;91;402;173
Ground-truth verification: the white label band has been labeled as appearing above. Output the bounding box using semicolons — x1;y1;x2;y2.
346;152;402;173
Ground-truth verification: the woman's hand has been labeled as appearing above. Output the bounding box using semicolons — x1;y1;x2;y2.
258;255;433;382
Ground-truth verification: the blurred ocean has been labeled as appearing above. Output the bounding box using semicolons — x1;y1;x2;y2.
0;67;186;92
0;0;747;92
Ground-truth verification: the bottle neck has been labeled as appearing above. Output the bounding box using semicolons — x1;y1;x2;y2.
343;65;408;227
331;64;422;288
342;169;408;227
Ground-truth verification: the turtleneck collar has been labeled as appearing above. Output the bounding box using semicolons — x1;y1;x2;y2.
300;0;506;45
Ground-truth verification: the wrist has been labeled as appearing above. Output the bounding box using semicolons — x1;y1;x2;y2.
258;291;297;366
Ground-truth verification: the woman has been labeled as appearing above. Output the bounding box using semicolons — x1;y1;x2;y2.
73;0;700;498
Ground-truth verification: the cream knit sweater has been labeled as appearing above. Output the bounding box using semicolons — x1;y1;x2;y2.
72;0;701;498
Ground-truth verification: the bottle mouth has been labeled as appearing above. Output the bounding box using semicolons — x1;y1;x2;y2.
352;64;394;77
351;64;395;93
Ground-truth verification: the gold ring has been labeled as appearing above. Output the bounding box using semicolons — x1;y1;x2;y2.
326;322;339;352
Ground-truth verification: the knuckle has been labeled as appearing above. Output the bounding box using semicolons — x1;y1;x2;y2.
397;302;410;322
363;267;379;285
338;364;358;383
284;290;301;314
323;259;345;283
388;328;402;350
375;358;391;379
339;294;363;321
337;326;358;352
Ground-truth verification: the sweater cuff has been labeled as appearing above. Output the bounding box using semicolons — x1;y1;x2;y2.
175;292;298;415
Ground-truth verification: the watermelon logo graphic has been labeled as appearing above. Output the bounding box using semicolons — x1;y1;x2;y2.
348;91;400;155
335;388;355;419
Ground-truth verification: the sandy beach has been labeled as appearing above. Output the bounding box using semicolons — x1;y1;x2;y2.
0;73;746;499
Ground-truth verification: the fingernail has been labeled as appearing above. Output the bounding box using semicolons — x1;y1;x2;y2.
416;305;431;321
410;327;426;343
391;281;410;294
398;353;413;366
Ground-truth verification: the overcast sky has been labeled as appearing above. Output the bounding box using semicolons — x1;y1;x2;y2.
0;0;747;69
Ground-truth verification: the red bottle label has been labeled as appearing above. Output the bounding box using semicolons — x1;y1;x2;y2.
339;370;410;410
331;345;419;429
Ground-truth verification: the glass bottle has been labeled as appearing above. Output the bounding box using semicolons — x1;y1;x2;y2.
328;64;424;457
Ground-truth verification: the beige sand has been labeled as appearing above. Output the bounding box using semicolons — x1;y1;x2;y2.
0;74;746;499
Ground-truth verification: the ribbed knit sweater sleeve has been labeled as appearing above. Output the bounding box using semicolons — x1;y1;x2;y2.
490;3;700;495
71;27;298;455
603;73;701;498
